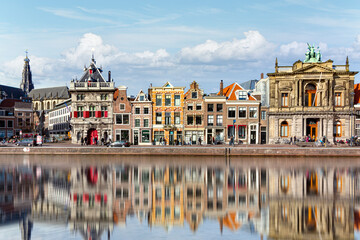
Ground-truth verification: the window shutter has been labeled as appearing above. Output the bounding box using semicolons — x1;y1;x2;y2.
84;111;90;118
104;111;108;118
95;111;101;118
73;111;77;118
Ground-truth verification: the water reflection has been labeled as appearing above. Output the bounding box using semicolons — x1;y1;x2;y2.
0;159;359;239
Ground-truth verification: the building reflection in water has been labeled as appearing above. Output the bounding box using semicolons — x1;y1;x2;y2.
0;162;358;240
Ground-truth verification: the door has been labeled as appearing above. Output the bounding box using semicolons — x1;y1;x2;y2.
169;132;174;145
134;130;139;145
87;129;98;145
261;132;266;144
250;131;256;144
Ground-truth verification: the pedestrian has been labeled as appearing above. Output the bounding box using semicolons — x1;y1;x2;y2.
160;137;163;146
294;136;297;143
198;137;202;145
84;137;88;145
212;136;215;145
290;136;293;145
81;137;84;146
230;136;234;146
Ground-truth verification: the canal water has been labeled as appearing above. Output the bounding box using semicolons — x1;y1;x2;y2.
0;154;359;240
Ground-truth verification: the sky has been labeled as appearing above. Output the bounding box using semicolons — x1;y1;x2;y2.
2;0;360;95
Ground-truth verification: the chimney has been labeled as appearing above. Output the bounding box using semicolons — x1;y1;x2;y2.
108;71;111;82
220;80;224;96
260;73;264;79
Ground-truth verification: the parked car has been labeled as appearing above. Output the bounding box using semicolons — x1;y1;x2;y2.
16;139;35;147
108;141;130;148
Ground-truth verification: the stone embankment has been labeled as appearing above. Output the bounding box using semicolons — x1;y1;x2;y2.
0;146;359;157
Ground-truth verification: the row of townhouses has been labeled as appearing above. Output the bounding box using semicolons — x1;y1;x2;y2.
1;46;360;145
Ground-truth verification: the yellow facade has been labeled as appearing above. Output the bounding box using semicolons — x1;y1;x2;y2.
149;82;185;145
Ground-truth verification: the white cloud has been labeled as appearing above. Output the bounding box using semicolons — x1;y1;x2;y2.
179;31;275;63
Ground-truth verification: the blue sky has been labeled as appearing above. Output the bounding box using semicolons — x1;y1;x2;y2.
2;0;360;94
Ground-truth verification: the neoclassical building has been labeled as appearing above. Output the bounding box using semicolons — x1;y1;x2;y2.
268;47;357;143
70;57;115;145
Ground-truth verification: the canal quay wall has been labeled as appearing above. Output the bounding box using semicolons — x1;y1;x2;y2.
0;146;359;157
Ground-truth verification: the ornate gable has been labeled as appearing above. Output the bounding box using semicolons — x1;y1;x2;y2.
293;64;335;73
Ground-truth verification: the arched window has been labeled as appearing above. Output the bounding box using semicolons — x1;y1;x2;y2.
305;84;317;107
53;101;56;108
47;102;50;109
35;103;38;111
334;121;342;137
280;121;289;137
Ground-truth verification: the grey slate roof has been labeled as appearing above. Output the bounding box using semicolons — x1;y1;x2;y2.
240;80;259;90
29;86;70;100
0;85;25;99
78;59;106;83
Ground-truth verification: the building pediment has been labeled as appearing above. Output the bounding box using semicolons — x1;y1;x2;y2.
294;64;335;73
334;84;346;90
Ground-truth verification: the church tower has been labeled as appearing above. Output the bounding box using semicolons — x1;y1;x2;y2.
20;51;34;95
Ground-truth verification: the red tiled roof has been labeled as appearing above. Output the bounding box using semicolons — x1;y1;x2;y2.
218;82;257;101
355;83;360;104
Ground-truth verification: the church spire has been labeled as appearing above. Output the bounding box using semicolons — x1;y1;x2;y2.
20;50;34;95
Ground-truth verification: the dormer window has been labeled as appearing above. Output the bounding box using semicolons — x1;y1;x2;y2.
139;95;145;101
239;91;247;100
192;92;198;99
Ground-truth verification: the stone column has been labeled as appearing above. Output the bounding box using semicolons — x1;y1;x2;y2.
299;80;303;107
319;118;323;137
295;79;298;106
274;117;279;139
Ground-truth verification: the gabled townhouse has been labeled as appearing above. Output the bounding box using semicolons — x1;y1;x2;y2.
148;82;185;145
113;86;132;143
220;81;261;144
204;81;226;144
184;81;205;145
130;90;152;145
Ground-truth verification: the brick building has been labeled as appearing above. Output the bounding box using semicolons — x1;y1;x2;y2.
113;86;132;143
184;81;205;145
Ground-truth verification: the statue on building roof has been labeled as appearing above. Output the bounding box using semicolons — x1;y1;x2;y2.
304;43;321;63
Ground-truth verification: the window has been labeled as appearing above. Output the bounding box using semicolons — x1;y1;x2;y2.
18;118;23;127
165;94;171;106
280;121;289;137
135;119;140;127
196;104;202;110
139;95;145;101
119;104;125;110
196;116;202;125
261;111;266;120
356;110;360;120
156;95;162;106
101;106;107;117
0;121;4;128
228;126;235;138
187;115;194;125
305;84;317;106
115;114;130;124
156;112;162;124
207;115;213;126
238;126;246;139
249;107;257;118
187;104;193;111
281;93;288;107
144;119;149;127
174;95;180;106
238;107;246;118
228;107;236;118
216;115;223;126
217;104;223;112
356;124;360;129
144;107;149;114
335;92;342;107
100;94;108;100
239;91;247;100
192;92;198;99
26;118;30;126
165;112;171;125
77;106;84;117
77;94;84;101
334;121;342;137
18;113;22;116
174;112;180;124
7;121;13;128
135;107;140;114
154;131;164;142
207;104;214;112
